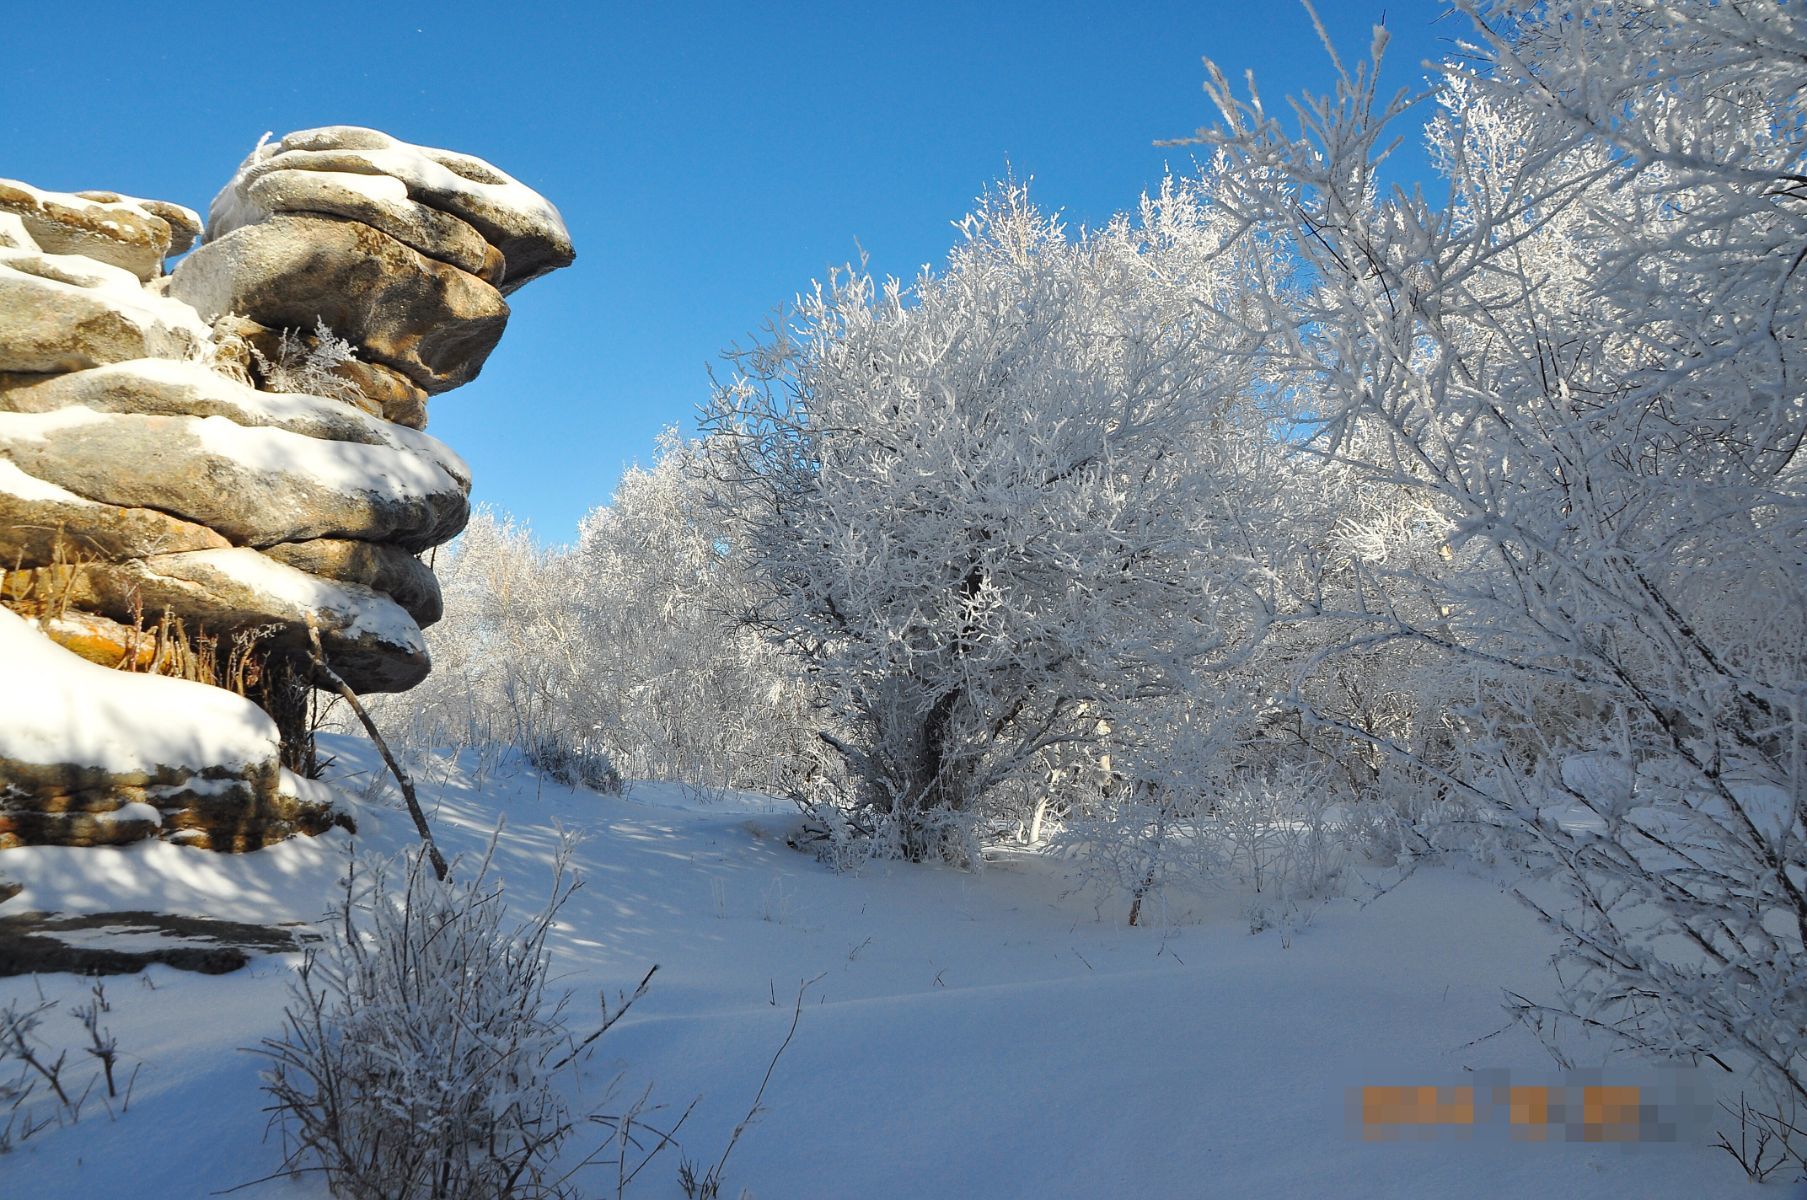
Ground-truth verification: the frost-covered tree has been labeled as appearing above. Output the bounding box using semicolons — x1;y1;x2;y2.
1187;0;1807;1151
565;432;812;789
374;508;570;762
378;438;811;794
701;181;1284;861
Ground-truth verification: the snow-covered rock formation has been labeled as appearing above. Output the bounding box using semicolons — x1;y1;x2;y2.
0;129;572;851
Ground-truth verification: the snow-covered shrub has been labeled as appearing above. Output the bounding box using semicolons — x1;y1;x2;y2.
1211;767;1345;903
1055;695;1236;923
257;843;617;1200
0;982;132;1153
1062;749;1348;927
1060;781;1216;927
524;729;624;795
252;318;366;407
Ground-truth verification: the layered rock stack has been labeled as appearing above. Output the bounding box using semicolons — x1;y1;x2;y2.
0;127;572;851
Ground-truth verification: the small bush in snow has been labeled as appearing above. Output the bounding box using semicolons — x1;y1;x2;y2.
1061;724;1350;926
0;981;133;1153
257;842;636;1200
524;730;625;795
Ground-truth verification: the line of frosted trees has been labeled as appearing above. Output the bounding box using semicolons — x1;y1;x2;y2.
378;0;1802;1162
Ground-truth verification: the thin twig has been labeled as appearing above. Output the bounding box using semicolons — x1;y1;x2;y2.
688;973;821;1197
552;965;659;1072
304;618;447;881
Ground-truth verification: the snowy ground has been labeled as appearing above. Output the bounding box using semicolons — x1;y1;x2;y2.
0;735;1757;1198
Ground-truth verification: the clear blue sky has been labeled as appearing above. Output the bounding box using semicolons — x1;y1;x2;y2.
4;1;1460;542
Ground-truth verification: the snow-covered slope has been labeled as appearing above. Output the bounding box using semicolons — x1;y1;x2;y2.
0;736;1742;1198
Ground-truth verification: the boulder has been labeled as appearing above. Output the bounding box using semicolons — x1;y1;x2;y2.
208;126;573;293
263;538;443;625
205;317;432;428
71;190;202;257
0;911;314;974
348;360;431;428
243;168;505;284
0;456;231;569
33;609;161;670
0;806;164;848
0;131;575;854
0;401;470;551
205;315;385;419
0;606;288;848
0;358;466;465
170;212;509;393
0;247;209;374
12;547;431;693
0;178;200;281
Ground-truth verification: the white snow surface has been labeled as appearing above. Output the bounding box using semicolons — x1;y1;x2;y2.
0;212;36;250
0;405;109;442
0;735;1743;1199
0;607;279;775
0;245;141;292
94;801;163;827
0;457;86;504
269;167;412;206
